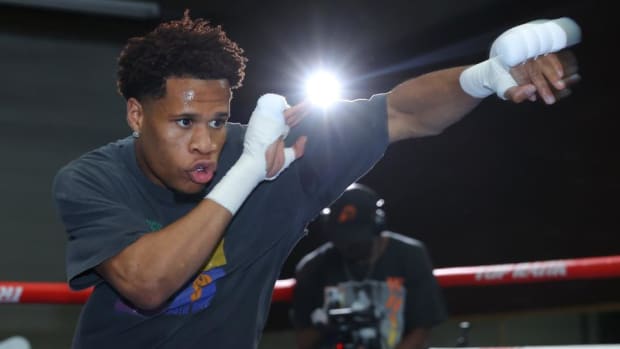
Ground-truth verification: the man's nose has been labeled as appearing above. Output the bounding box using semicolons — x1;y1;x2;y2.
189;126;216;154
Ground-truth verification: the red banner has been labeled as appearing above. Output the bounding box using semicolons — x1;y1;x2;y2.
2;255;620;304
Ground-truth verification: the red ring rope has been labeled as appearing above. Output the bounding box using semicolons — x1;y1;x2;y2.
2;255;620;305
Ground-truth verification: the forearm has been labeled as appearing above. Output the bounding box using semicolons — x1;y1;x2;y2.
386;66;482;142
97;199;231;310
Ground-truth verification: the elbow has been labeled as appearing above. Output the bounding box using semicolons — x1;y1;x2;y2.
98;261;172;311
388;113;446;142
411;116;449;137
393;124;444;141
413;116;447;137
121;279;171;311
131;295;169;312
410;125;445;138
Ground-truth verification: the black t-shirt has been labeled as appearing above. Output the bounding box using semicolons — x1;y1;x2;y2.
292;231;447;349
52;94;389;348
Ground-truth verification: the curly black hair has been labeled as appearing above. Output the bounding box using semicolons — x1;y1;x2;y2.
117;10;248;101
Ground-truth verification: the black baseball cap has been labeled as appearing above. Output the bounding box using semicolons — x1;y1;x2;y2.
322;183;385;243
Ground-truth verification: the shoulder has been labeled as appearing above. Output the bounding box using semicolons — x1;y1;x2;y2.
382;231;426;250
285;94;389;206
53;137;132;194
381;231;435;270
381;231;431;260
59;138;130;173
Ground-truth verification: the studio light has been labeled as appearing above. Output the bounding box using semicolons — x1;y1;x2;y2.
305;71;341;107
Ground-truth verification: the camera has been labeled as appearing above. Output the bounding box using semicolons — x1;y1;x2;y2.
325;304;382;349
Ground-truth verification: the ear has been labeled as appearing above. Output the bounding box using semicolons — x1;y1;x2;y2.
126;97;144;133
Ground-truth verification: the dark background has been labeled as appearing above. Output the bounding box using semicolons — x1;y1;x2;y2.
0;0;616;328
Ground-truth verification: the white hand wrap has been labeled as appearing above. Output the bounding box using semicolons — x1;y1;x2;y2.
491;17;581;68
244;94;296;180
206;93;295;214
459;17;581;100
459;57;516;99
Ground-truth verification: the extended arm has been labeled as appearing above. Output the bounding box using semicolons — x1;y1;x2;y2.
385;17;581;143
385;51;574;143
386;66;480;142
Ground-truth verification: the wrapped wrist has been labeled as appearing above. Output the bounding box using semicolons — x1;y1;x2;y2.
459;57;516;100
205;154;264;214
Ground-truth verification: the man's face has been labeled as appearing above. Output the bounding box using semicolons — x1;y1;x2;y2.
129;78;232;194
333;238;375;262
331;226;377;262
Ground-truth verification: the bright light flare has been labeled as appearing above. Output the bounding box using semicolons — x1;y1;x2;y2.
305;71;341;107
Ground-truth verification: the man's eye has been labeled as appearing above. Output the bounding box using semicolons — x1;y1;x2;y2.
209;119;226;129
176;119;192;128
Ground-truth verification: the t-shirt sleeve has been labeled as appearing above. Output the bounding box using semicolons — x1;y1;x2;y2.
52;163;149;290
291;255;325;329
403;242;447;330
288;93;390;212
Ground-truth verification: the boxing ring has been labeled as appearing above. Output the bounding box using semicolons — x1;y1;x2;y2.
2;255;620;349
2;254;619;305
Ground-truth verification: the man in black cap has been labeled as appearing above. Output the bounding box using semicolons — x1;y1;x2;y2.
292;183;446;349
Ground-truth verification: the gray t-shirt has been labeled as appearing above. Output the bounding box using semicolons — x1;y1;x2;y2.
52;94;389;348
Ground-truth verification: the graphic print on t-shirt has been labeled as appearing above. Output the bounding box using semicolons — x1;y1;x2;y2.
322;278;405;349
114;219;228;316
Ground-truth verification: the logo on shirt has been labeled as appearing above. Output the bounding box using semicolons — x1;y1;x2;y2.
145;219;163;231
165;238;228;315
